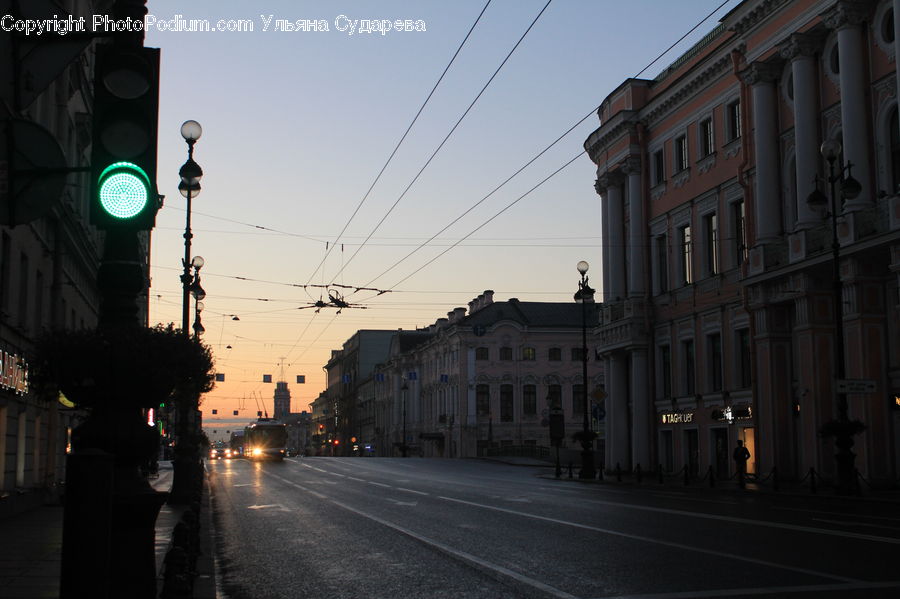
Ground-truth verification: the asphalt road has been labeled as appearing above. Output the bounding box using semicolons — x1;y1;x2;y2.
208;457;900;599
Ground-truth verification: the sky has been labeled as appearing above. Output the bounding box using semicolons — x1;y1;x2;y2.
142;0;739;437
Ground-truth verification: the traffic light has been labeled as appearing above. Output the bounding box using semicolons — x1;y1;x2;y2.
90;44;160;229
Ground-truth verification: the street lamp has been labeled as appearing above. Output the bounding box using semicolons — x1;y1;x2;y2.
400;381;408;458
806;138;863;495
190;255;206;339
574;260;596;479
179;120;203;337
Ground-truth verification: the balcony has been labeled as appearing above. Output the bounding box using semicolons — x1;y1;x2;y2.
595;299;649;352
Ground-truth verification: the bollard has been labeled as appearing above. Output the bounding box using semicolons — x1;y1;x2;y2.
658;463;664;484
635;464;642;484
683;465;690;486
809;467;817;494
708;465;715;488
597;467;603;481
772;467;779;492
616;462;622;482
568;462;573;479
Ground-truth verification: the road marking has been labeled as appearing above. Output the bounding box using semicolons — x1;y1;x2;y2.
348;476;366;482
396;487;429;496
264;472;577;598
437;495;859;584
812;517;900;531
247;504;289;511
598;580;900;599
328;472;346;478
573;496;900;546
368;481;392;488
386;498;418;507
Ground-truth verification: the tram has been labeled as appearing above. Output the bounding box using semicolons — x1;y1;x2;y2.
244;418;288;460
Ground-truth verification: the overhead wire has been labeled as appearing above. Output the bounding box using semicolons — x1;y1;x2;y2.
304;0;494;286
331;0;553;284
357;0;736;292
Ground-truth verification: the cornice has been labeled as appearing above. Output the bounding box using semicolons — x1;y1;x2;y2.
584;110;638;164
731;0;794;36
820;0;871;30
641;48;739;128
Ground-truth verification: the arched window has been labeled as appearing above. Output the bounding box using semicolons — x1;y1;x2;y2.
890;107;900;193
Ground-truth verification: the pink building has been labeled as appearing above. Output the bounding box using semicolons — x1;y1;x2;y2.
585;0;900;486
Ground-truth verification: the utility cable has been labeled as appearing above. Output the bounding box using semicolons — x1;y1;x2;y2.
330;0;552;285
304;0;493;286
358;0;734;291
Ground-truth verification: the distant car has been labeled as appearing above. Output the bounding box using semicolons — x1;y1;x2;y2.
209;448;227;460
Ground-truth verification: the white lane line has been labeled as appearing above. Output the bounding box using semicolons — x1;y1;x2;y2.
438;495;859;584
397;488;429;496
574;496;900;546
599;580;900;599
329;472;346;478
368;481;392;488
812;517;900;532
264;472;576;598
347;476;366;482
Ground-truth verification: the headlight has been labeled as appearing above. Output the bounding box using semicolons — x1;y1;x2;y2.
252;448;262;456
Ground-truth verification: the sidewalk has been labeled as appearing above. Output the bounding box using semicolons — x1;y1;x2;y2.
0;461;217;599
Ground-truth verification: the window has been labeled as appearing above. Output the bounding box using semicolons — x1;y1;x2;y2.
700;118;714;157
522;347;536;361
573;384;585;416
34;271;44;334
653;149;665;186
890;107;900;193
475;347;489;361
682;339;695;396
548;384;562;409
548;347;561;361
737;329;751;388
660;345;672;398
708;333;722;392
499;346;513;361
674;135;688;172
656;234;668;293
704;213;719;276
726;100;741;141
883;8;895;43
732;200;747;264
476;384;490;415
679;225;693;285
18;253;28;330
571;347;585;361
500;385;513;422
523;385;537;415
829;44;840;75
0;232;10;313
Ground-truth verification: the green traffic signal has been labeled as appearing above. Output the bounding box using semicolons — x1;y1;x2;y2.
90;45;160;230
98;162;151;219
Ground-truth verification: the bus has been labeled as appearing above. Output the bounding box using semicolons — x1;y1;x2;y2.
244;419;287;460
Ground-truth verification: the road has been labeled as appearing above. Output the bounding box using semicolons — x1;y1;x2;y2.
208;457;900;599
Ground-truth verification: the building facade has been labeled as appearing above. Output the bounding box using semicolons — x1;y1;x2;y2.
0;1;144;516
370;292;604;459
584;0;900;485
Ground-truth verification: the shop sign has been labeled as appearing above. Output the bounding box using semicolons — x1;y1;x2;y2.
0;350;29;396
660;411;693;424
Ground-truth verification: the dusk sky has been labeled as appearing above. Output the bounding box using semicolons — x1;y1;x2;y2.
143;1;736;434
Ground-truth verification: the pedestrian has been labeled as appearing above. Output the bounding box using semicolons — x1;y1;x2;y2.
733;439;751;488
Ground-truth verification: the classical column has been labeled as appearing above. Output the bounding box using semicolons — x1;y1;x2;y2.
606;172;626;300
744;62;783;243
596;176;612;301
823;1;872;208
624;158;646;297
630;348;651;470
781;33;821;229
895;0;900;130
606;352;629;472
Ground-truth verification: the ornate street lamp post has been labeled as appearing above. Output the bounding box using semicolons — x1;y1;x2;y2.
806;138;863;495
575;261;596;479
179;120;203;337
